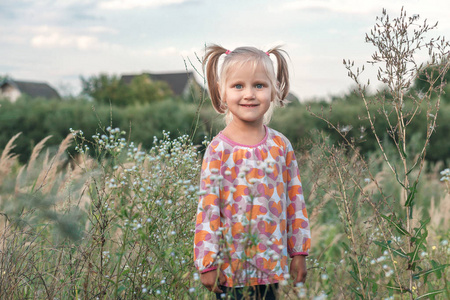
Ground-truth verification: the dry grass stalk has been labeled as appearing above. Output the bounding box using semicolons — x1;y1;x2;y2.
0;133;21;186
35;133;73;194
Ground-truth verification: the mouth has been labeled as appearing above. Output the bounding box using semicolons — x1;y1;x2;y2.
240;104;259;107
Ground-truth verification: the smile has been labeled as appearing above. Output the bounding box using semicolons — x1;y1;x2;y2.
240;104;259;107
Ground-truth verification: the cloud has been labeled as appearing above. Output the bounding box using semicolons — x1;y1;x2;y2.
98;0;190;10
86;26;118;34
271;0;450;17
27;26;119;51
271;0;379;15
31;33;98;50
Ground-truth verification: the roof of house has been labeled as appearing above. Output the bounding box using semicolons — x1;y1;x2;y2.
1;80;61;99
120;72;196;96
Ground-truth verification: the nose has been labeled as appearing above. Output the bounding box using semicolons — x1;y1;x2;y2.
243;87;256;100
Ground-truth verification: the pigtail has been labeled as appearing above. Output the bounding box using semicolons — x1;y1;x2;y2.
203;44;228;113
267;46;290;106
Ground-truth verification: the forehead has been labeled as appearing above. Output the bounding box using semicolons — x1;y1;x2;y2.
225;61;270;80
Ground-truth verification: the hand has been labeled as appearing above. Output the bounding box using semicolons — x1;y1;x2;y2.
200;269;227;293
290;255;307;284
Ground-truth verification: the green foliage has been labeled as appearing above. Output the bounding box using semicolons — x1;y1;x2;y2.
80;73;173;106
0;97;206;164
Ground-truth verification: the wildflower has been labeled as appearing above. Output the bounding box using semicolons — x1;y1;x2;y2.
339;125;353;133
432;246;436;250
440;168;450;181
441;240;449;246
321;274;328;280
364;178;371;183
142;288;148;293
297;289;306;298
377;256;386;262
189;288;196;293
279;280;288;286
313;291;328;300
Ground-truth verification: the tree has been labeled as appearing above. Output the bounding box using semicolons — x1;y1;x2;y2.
126;74;173;105
80;73;173;106
80;73;127;105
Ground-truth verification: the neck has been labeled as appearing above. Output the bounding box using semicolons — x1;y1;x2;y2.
222;121;266;145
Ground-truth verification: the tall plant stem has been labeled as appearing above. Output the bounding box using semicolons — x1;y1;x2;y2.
332;155;369;299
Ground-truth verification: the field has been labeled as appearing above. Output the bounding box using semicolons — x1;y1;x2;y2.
1;8;450;300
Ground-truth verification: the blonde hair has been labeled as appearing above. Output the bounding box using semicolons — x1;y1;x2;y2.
202;44;290;124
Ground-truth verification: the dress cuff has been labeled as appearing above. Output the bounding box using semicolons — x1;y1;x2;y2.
200;266;218;274
290;252;309;258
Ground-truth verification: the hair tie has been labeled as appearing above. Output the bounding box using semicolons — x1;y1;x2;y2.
265;51;270;56
225;50;231;55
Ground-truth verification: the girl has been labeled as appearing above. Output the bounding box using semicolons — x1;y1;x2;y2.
194;45;311;299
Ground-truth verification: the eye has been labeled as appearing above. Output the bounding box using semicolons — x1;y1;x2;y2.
235;84;243;89
255;83;264;89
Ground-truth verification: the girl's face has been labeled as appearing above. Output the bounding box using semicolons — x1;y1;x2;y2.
221;62;273;127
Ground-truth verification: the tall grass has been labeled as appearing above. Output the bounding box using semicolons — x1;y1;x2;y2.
0;129;203;299
0;126;448;299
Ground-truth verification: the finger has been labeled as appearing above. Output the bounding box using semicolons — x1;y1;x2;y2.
297;271;307;283
212;285;223;293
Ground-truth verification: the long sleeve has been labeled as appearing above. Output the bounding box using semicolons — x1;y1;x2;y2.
285;141;311;257
194;144;222;273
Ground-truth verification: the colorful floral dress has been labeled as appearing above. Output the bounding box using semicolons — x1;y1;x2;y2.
194;126;311;287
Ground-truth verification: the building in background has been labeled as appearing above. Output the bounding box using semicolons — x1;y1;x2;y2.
0;80;61;102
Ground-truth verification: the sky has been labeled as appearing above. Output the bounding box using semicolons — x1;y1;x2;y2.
1;0;450;100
